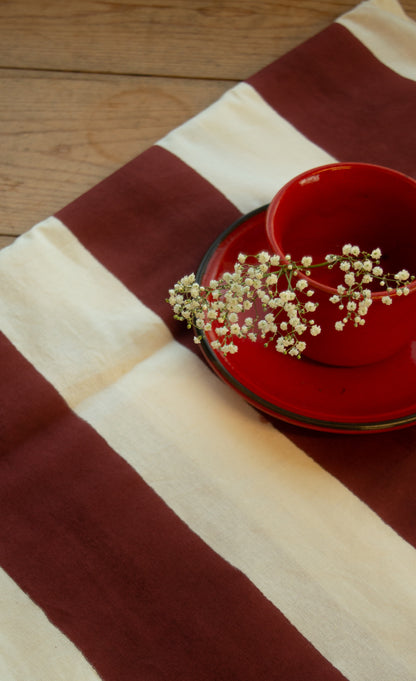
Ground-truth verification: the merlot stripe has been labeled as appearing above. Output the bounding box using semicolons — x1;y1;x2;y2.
56;145;241;334
247;23;416;178
0;567;101;681
0;332;346;681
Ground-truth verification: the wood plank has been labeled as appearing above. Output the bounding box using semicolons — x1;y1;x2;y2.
2;0;415;248
0;69;232;236
0;0;376;80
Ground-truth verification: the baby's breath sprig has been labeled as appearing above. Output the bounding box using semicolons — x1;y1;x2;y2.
167;244;414;359
323;244;414;331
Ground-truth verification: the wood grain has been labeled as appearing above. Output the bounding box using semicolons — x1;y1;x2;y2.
0;69;231;234
0;236;16;250
1;0;415;246
0;0;363;79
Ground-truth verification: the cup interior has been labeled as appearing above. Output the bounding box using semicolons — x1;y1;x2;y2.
266;163;416;291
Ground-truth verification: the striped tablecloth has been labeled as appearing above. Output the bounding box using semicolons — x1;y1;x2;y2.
1;1;416;679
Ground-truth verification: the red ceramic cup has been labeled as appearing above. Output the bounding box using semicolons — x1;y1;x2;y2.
265;162;416;366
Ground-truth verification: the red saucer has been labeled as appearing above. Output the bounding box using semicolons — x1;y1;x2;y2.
196;207;416;433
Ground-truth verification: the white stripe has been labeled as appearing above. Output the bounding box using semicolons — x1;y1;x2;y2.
0;568;101;681
337;0;416;81
157;82;334;213
1;218;416;680
0;217;172;410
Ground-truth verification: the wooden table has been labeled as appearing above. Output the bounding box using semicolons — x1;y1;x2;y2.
1;0;416;250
